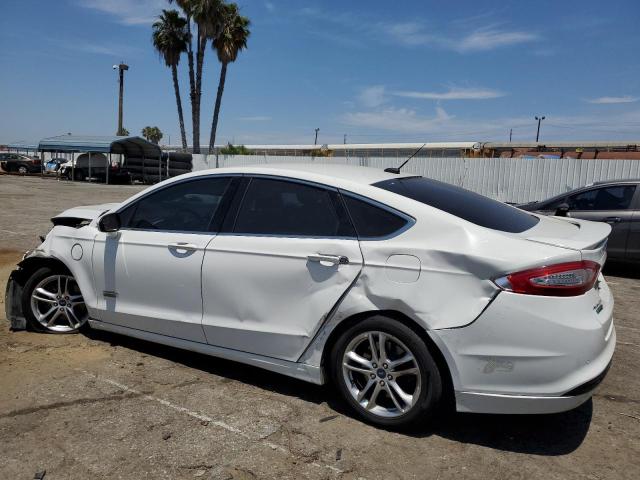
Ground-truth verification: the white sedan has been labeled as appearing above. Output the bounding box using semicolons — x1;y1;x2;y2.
5;164;615;428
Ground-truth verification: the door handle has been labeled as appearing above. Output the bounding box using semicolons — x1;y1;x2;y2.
604;217;621;224
307;254;349;265
168;242;198;251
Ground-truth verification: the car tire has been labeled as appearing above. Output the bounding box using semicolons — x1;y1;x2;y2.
330;315;442;429
22;267;89;334
18;165;28;174
166;160;192;170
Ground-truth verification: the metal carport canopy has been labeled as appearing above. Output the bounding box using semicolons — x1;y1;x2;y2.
37;135;161;158
6;140;39;150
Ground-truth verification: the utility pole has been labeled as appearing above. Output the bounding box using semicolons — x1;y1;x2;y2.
114;62;129;135
535;116;545;142
314;128;320;145
509;128;512;143
344;134;347;144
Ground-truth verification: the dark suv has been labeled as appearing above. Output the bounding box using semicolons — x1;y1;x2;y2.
518;179;640;262
0;153;41;174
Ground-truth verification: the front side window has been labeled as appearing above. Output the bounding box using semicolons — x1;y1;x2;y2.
568;186;636;211
122;177;231;232
375;176;539;233
233;178;354;237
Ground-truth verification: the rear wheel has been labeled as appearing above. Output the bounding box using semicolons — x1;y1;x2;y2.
18;165;28;174
331;316;442;429
22;267;88;333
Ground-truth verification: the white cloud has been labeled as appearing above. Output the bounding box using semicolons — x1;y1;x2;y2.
47;36;140;57
455;27;538;52
341;106;640;141
265;2;275;12
587;96;639;104
343;106;454;133
393;86;506;101
77;0;166;26
383;22;438;47
239;116;272;122
382;22;538;52
358;86;387;107
298;8;539;53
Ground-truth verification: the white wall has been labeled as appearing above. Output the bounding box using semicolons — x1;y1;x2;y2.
190;154;640;204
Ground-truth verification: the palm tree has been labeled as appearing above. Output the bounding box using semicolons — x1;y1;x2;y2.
152;9;189;150
208;3;250;153
169;0;197;152
191;0;224;153
170;0;224;153
142;126;164;144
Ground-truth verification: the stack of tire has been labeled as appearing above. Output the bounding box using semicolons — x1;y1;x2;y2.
124;152;192;184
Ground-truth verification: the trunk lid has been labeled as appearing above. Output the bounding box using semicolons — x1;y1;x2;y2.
520;215;610;266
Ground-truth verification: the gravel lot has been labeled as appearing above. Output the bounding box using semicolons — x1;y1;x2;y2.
1;175;639;479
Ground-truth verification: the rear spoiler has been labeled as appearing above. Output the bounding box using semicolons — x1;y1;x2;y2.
526;217;610;266
536;217;611;250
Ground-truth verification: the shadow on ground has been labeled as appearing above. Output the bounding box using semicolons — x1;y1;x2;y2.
85;328;592;456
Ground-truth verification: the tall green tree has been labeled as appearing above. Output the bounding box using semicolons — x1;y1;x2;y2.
152;9;189;150
142;126;164;144
170;0;224;153
208;3;250;154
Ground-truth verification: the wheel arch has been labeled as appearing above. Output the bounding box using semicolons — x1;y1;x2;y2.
320;309;455;409
18;254;72;280
6;255;76;331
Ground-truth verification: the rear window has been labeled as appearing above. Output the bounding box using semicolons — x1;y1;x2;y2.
374;176;539;233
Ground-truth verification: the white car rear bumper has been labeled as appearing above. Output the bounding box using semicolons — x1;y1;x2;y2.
454;389;595;415
430;276;615;414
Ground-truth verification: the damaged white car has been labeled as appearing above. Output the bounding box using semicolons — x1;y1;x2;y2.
5;164;615;428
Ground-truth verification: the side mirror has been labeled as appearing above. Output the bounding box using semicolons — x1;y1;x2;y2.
98;212;121;232
554;203;570;217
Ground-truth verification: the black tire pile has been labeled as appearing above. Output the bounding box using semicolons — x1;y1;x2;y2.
125;152;192;184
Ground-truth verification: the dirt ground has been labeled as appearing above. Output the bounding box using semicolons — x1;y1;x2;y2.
1;175;639;479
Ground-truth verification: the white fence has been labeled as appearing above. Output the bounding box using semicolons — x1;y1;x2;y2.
190;154;640;204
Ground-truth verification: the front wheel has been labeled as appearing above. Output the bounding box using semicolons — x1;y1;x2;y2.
331;316;442;429
22;267;89;333
18;165;28;174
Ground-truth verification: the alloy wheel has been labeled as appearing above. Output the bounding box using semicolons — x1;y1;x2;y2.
30;274;88;332
342;331;422;418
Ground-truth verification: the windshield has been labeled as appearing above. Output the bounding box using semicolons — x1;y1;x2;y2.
374;176;539;233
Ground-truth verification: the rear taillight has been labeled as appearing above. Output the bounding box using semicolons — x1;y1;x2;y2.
494;260;600;297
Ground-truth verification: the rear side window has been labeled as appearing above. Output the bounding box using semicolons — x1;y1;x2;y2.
375;176;539;233
233;178;355;237
343;195;409;239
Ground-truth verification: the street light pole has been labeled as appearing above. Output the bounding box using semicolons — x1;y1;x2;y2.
314;128;320;145
535;116;545;142
114;63;129;135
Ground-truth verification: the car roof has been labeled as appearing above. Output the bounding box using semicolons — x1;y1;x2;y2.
190;163;415;187
524;178;640;205
589;178;640;186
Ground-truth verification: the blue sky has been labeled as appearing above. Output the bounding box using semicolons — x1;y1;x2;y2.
1;0;640;146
